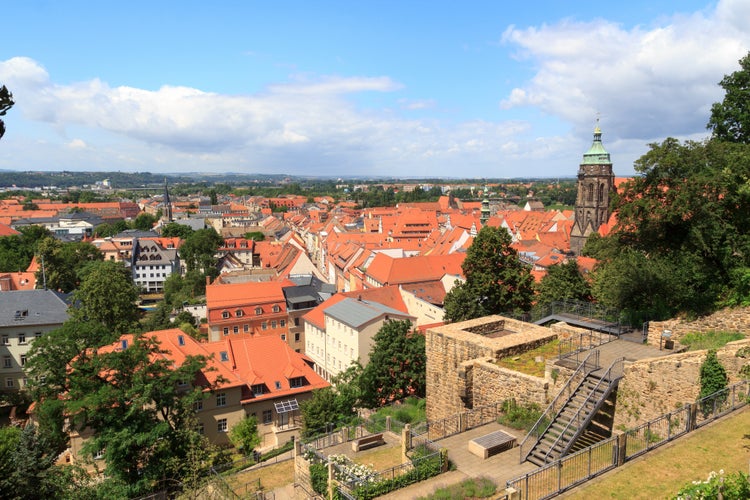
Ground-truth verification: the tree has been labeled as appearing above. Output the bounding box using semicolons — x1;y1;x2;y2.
0;85;13;140
443;226;534;322
698;349;728;417
535;259;591;307
707;51;750;143
161;222;194;239
244;231;265;241
180;228;223;275
64;333;211;496
300;363;362;437
229;416;261;455
35;237;103;292
71;260;140;334
359;320;425;408
134;212;158;231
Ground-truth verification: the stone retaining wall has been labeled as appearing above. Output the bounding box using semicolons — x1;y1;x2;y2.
646;306;750;348
613;338;750;430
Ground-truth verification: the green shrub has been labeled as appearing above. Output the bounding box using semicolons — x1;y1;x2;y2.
497;399;544;431
699;350;729;417
674;470;750;499
309;463;328;495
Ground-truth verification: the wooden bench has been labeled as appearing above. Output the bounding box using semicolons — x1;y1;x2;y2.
352;433;385;452
468;430;516;459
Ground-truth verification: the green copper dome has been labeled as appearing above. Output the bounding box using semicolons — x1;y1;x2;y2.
581;124;611;165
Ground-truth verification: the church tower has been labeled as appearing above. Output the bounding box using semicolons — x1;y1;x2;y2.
162;178;173;223
570;122;615;255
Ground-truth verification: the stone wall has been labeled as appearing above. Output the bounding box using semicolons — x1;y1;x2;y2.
425;315;557;422
471;361;549;409
612;338;750;430
646;306;750;348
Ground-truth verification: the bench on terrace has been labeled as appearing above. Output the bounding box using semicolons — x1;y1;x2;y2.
352;433;385;452
468;430;516;459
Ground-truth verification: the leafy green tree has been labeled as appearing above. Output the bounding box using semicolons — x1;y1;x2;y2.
65;333;211;496
0;426;21;493
300;363;362;437
535;259;591;307
443;226;534;322
164;270;207;306
707;51;750;143
0;84;13;140
94;219;128;238
71;260;140;334
35;237;103;292
359;320;425;408
698;349;729;417
140;300;173;332
180;228;223;275
607;138;750;316
134;212;158;231
229;415;261;455
244;231;265;241
161;222;194;239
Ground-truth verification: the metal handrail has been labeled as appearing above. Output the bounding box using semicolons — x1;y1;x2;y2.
519;349;600;463
541;357;625;464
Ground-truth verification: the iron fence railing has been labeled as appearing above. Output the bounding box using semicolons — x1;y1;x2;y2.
519;350;600;463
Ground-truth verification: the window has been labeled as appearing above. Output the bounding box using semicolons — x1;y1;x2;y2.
233;326;239;334
222;311;230;319
20;355;26;367
281;334;286;341
252;384;264;396
217;418;228;433
3;356;11;368
243;324;249;333
295;333;300;342
223;327;229;336
272;305;281;313
235;309;244;317
275;381;282;390
178;335;185;346
1;335;8;345
5;378;13;388
193;401;203;411
290;377;304;388
262;410;272;424
220;351;229;362
294;318;300;326
271;320;277;329
18;333;26;345
216;392;227;407
255;307;263;315
280;319;286;327
262;322;267;330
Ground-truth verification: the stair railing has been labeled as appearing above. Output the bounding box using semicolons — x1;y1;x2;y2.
519;349;600;463
540;357;625;464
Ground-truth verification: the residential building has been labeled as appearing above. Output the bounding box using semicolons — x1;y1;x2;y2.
206;279;294;343
130;237;181;294
303;291;414;381
0;290;69;393
283;274;336;354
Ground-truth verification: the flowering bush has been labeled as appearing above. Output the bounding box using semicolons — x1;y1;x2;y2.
674;470;750;499
328;454;378;485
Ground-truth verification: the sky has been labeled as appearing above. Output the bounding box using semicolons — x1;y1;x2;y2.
1;1;749;180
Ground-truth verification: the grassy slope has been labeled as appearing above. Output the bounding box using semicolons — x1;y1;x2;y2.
562;407;750;499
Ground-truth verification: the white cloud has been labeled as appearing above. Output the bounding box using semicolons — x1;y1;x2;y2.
500;0;750;141
67;138;87;149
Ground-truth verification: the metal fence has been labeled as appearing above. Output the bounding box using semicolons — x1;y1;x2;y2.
507;379;750;499
508;436;618;500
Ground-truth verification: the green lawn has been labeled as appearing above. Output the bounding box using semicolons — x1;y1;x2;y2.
562;407;750;499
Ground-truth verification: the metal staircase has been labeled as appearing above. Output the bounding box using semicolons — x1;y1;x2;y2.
522;357;624;466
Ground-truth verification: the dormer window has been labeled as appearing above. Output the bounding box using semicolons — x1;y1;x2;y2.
222;311;230;319
252;384;265;396
272;305;281;313
220;351;229;362
255;307;263;315
275;381;282;390
177;335;185;346
289;376;305;388
235;309;244;318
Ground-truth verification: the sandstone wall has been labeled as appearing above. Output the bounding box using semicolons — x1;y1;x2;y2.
471;361;549;409
612;338;750;430
425;316;557;422
646;306;750;348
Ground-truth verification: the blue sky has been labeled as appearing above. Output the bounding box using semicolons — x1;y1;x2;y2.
1;0;749;179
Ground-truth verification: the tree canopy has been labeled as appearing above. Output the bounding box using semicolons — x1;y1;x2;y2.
35;237;103;292
707;52;750;143
443;225;534;322
359;320;425;408
535;259;591;307
70;260;140;334
0;85;13;140
179;227;223;274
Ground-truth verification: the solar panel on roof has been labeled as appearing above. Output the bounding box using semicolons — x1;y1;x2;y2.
274;399;300;414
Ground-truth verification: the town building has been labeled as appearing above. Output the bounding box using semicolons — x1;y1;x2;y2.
0;290;69;393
